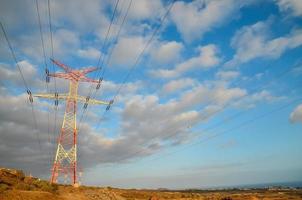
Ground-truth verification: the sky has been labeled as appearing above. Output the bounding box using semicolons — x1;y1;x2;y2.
0;0;302;189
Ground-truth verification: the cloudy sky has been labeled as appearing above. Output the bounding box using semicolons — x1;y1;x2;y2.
0;0;302;189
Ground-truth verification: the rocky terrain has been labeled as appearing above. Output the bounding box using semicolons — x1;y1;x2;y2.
1;167;302;200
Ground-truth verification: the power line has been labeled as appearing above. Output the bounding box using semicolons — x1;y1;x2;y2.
94;0;176;130
35;0;52;166
0;21;42;152
106;59;299;164
100;0;133;80
77;0;123;133
77;0;132;133
47;0;59;158
76;0;121;173
146;96;302;164
97;0;120;69
113;0;175;100
88;0;294;165
1;23;29;91
35;0;49;74
115;93;301;170
76;0;173;175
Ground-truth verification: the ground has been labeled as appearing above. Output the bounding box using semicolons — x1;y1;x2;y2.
1;167;302;200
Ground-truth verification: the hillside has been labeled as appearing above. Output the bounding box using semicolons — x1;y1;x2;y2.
1;167;302;200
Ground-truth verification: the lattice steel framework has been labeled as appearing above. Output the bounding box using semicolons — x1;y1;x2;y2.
34;59;112;186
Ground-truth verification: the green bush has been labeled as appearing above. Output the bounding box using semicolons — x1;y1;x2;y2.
31;179;58;193
15;182;31;191
0;183;9;193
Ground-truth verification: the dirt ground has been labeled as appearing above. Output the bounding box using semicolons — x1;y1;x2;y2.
1;186;302;200
1;167;302;200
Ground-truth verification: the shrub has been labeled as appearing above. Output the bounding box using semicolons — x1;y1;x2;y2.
0;183;9;193
31;179;58;193
15;182;31;191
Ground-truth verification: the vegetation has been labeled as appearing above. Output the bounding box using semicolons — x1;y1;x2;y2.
0;183;9;193
1;167;302;200
0;168;58;193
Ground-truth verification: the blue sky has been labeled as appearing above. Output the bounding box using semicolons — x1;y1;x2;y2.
0;0;302;189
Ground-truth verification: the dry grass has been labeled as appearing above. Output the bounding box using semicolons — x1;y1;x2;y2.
1;167;302;200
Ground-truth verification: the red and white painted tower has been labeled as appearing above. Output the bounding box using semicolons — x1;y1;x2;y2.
35;59;112;186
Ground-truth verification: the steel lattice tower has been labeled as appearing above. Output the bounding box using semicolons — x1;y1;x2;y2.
34;59;112;186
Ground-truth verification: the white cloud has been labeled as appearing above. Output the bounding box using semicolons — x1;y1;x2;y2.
127;0;164;21
216;70;240;80
115;84;247;153
18;28;80;61
1;0;297;186
110;36;146;67
0;69;251;177
0;0;36;31
276;0;302;17
51;0;110;33
0;0;112;61
150;41;183;65
225;19;302;66
290;104;302;123
162;78;196;94
170;0;255;42
77;47;101;60
100;80;142;96
249;90;282;102
52;29;81;57
0;0;110;39
0;60;44;89
0;91;62;176
150;44;220;78
234;90;284;109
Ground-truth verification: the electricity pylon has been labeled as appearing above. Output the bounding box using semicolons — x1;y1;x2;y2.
34;59;112;186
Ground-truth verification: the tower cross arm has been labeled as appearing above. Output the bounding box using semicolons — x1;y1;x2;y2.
76;95;111;105
48;72;72;80
34;93;111;105
81;66;100;74
33;93;69;100
80;77;100;83
50;58;72;72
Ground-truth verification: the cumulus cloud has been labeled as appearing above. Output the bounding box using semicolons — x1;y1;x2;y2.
0;0;36;31
225;19;302;67
7;28;81;63
77;47;101;60
110;36;146;67
276;0;302;17
170;0;255;42
150;44;220;78
0;60;45;90
150;41;183;65
290;104;302;123
99;80;142;99
216;70;240;81
127;0;164;21
0;0;118;63
0;67;250;178
0;91;61;176
1;0;294;186
0;76;140;177
234;90;283;109
116;84;246;150
161;78;196;94
51;0;110;34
